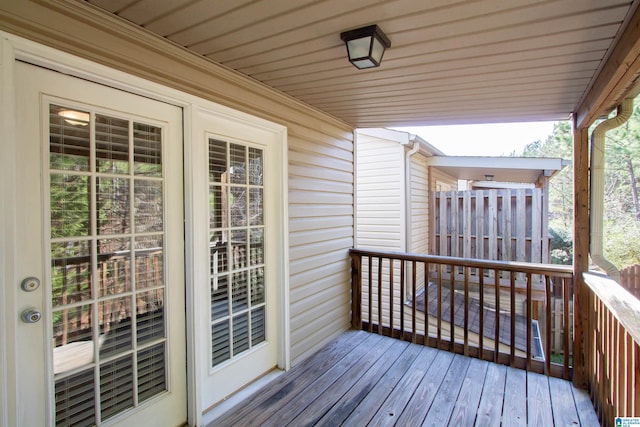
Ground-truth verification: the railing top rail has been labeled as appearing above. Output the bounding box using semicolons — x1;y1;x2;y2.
349;248;574;278
583;272;640;346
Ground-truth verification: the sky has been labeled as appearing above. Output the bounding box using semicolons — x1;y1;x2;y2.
393;121;560;157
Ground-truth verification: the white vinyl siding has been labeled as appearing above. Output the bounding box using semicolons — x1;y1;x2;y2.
409;154;430;255
355;134;404;250
288;132;354;363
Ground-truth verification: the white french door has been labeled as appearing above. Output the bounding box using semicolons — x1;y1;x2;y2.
195;108;286;411
13;62;187;426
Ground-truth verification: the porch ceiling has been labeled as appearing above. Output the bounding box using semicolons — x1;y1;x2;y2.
86;0;639;128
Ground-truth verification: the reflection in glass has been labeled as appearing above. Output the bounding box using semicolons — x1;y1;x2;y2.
97;177;130;235
49;104;90;171
51;240;92;307
229;144;246;184
230;185;247;227
135;236;164;290
232;271;248;310
96;114;129;173
98;238;131;297
230;229;247;269
99;297;133;357
49;104;168;423
134;179;163;233
249;188;263;226
50;174;90;238
134;123;162;176
209;184;226;231
251;267;265;306
249;228;264;266
137;289;165;345
52;304;94;375
248;147;263;185
210;231;228;273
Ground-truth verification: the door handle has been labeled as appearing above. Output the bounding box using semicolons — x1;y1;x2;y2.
21;308;42;324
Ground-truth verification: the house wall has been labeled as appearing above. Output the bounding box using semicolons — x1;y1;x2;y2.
355;133;404;250
409;154;430;255
0;0;354;365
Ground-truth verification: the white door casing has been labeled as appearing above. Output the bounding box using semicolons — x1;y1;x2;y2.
13;62;187;426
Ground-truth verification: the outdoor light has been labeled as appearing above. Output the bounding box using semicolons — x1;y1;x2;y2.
340;25;391;69
484;174;494;181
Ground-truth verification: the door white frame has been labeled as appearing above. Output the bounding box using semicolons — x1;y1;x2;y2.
0;32;289;427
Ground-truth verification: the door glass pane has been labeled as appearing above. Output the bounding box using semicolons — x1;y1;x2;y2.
49;104;90;171
209;138;266;368
49;105;169;425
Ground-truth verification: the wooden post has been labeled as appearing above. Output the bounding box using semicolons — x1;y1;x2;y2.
572;122;590;389
350;252;362;330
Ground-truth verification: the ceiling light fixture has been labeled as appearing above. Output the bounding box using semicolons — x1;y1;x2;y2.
340;25;391;69
58;109;90;126
484;174;494;181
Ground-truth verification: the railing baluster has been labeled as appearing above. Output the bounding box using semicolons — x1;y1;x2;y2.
545;276;552;376
400;260;405;340
389;258;394;338
424;262;429;345
437;263;442;348
510;270;516;367
526;272;532;371
378;256;383;335
494;268;500;363
450;263;455;350
368;255;372;333
411;260;417;343
563;276;570;379
464;266;469;356
479;268;484;361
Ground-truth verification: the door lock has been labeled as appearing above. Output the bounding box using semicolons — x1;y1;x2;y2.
21;308;42;324
20;277;40;292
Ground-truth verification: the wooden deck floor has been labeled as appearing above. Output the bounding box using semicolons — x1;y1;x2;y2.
209;330;600;426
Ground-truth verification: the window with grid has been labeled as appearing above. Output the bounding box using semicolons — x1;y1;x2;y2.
208;138;266;368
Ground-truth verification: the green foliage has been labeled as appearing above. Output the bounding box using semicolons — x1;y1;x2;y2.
548;227;572;265
518;101;640;268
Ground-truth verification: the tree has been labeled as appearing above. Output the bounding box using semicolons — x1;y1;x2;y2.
519;108;640;268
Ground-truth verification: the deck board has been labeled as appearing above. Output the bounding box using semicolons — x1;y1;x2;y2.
448;358;489;426
502;367;527;426
209;330;600;426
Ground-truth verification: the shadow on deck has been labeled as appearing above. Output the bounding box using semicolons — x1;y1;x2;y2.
209;330;599;426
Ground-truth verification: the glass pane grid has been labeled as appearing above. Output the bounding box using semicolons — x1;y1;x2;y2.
50;104;168;423
209;138;266;368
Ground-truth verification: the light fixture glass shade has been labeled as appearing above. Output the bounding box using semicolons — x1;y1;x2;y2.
340;25;391;69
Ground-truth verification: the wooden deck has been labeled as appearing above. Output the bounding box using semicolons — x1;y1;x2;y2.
209;330;600;426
